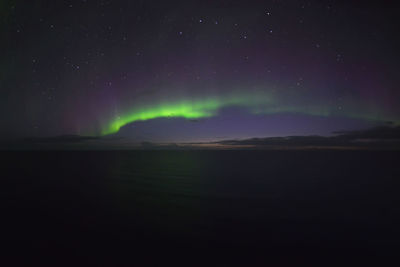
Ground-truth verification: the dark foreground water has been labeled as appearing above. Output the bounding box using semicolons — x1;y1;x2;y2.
1;150;400;266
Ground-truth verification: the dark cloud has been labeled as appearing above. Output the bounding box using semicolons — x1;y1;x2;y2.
333;125;400;140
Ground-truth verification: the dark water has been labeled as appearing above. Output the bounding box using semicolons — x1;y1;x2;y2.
1;151;400;266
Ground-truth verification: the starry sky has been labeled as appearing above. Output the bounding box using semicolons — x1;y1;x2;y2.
1;0;399;142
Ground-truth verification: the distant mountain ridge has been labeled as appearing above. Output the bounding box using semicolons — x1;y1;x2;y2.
1;126;400;150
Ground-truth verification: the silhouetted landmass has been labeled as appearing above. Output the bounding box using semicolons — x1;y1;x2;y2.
1;126;400;150
213;126;400;149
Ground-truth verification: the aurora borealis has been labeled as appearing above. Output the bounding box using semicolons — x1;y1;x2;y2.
102;91;395;137
1;1;399;142
2;2;400;264
102;92;274;135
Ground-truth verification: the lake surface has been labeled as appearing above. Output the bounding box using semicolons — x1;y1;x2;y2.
1;151;400;266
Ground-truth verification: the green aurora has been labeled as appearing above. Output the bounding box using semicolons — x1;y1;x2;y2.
101;93;273;135
100;91;397;136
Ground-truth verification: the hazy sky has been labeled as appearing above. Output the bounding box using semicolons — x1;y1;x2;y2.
1;0;399;141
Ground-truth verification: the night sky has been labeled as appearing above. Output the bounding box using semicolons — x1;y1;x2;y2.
1;0;399;142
